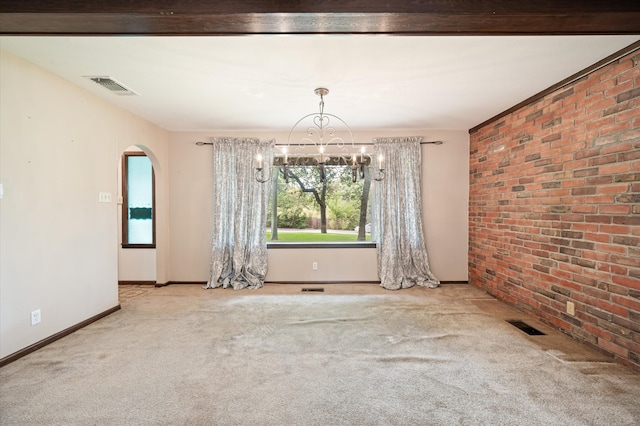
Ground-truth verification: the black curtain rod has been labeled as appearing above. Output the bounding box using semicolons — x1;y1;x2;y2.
195;140;443;146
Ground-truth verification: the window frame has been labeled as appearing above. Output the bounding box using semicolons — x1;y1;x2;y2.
267;242;376;249
121;151;156;249
266;156;374;248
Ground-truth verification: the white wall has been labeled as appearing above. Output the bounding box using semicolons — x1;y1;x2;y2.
118;248;157;281
420;130;470;282
0;48;468;360
0;49;169;358
168;130;468;283
267;248;379;282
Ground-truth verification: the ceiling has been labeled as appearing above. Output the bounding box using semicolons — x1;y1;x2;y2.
1;35;638;132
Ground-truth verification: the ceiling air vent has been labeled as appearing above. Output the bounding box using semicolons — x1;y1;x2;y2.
84;76;138;96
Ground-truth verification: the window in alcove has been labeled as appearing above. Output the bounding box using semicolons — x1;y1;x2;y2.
122;152;155;248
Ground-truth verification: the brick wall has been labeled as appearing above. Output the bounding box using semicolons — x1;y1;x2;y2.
469;48;640;370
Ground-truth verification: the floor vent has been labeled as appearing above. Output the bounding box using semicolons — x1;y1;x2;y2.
302;288;324;292
507;320;545;335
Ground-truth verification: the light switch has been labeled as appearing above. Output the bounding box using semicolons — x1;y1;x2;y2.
98;192;112;203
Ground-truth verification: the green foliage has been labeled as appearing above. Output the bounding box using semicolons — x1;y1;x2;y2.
274;187;310;228
267;163;370;236
325;165;363;230
327;197;359;230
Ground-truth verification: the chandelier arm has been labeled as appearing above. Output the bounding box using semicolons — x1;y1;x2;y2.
298;136;318;146
373;169;386;182
255;167;271;183
258;87;385;183
287;113;325;146
288;113;355;148
320;114;354;148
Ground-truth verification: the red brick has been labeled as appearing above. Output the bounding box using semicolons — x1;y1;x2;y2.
613;336;640;357
584;115;613;131
614;114;639;138
469;51;640;371
549;316;572;330
584;231;611;243
585;252;609;265
582;267;613;282
612;274;640;290
584;195;615;204
598;338;629;358
600;225;631;235
585;97;616;115
585;323;611;340
588;77;617;95
609;264;628;276
600;121;632;135
596;134;622;145
572;205;598;214
616;87;640;103
601;141;634;155
599;58;633;82
596;300;629;318
612;295;640;312
613;253;640;265
595;243;627;255
600;162;631;175
597;184;632;195
599;205;631;214
573;292;597;306
604;77;633;98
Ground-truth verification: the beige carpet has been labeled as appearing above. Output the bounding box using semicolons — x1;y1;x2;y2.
1;284;639;425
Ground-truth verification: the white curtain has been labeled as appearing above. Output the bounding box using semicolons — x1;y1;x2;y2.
373;136;439;290
206;137;274;290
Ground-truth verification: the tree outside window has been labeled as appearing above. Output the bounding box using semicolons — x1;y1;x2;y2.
266;157;372;243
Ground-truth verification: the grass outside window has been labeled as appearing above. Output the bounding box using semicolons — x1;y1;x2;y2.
266;231;371;242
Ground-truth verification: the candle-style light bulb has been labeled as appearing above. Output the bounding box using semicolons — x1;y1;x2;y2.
378;154;384;170
256;153;263;169
319;146;325;163
282;147;288;163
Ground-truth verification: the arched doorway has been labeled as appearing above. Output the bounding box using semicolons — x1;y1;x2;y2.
117;144;161;284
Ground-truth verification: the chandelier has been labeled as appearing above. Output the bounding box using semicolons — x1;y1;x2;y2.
256;88;385;183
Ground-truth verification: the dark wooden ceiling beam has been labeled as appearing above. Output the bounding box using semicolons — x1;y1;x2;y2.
2;0;639;14
1;1;639;35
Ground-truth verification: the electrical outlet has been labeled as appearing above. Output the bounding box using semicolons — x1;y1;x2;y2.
566;301;575;316
31;309;41;326
312;262;318;271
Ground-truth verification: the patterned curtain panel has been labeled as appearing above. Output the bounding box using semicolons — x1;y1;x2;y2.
373;136;439;290
206;137;275;290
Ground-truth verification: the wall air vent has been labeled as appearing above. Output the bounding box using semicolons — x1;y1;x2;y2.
84;76;138;96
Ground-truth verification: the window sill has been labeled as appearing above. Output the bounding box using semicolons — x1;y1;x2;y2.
121;244;156;249
267;242;376;249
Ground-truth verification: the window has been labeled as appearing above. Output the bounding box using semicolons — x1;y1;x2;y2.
266;157;373;244
122;152;155;248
